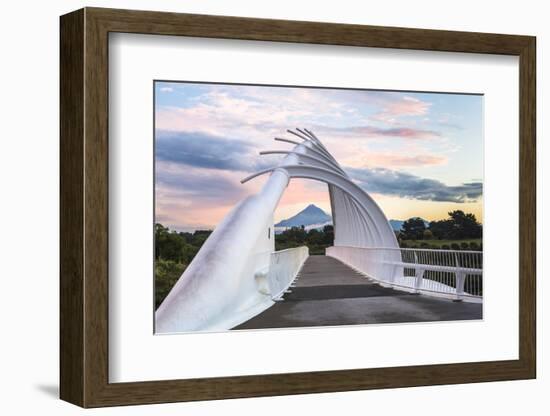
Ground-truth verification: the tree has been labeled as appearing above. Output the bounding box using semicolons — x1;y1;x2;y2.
155;223;185;261
155;259;185;309
448;210;482;239
400;217;426;240
428;210;482;240
307;229;323;245
155;224;213;263
429;219;453;240
274;225;334;254
190;230;212;246
322;225;334;245
154;224;214;309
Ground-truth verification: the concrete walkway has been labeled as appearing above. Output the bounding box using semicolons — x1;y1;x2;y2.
235;255;482;330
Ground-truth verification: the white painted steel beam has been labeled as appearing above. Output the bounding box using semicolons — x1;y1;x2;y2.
155;129;400;333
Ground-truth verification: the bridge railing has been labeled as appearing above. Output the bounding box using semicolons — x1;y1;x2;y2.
266;246;309;300
326;246;482;301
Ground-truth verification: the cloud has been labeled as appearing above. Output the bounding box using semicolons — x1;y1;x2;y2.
436;113;464;130
371;95;431;124
159;87;174;93
346;167;482;203
359;153;448;168
155;130;274;172
155;163;249;230
156;164;243;198
155;88;314;137
155;87;441;157
320;125;441;140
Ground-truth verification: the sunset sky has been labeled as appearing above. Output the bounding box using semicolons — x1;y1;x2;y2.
155;82;483;232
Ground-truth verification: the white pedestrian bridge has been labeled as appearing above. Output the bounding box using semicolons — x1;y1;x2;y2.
156;129;482;333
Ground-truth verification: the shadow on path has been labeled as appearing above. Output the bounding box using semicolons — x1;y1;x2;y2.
236;255;482;330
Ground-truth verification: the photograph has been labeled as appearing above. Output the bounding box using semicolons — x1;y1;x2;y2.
153;81;484;334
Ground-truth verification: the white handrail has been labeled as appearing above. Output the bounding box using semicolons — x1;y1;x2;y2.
326;246;482;301
266;246;309;300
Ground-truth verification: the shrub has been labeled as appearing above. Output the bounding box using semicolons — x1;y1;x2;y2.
155;259;186;309
469;241;480;251
460;242;469;250
451;243;460;250
441;244;450;250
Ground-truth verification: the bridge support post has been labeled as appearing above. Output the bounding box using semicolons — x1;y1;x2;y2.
454;271;466;302
254;268;270;295
414;268;425;294
389;264;397;285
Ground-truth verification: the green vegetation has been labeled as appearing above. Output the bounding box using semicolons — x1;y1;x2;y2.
398;210;482;251
155;223;211;264
428;210;482;240
155;260;185;309
400;238;482;250
275;225;334;255
154;224;212;309
400;217;427;240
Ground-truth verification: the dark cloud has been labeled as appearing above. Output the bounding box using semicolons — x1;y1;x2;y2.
155;130;274;172
156;167;246;203
346;167;482;203
155;167;249;231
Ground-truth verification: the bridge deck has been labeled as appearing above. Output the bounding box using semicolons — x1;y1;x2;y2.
236;255;482;330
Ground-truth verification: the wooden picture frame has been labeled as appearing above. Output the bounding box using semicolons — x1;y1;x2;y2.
60;7;536;408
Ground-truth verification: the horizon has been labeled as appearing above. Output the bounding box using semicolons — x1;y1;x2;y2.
157;202;483;233
155;82;483;233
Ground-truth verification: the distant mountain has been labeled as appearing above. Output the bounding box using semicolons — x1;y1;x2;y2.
275;204;332;228
275;207;429;232
389;218;429;232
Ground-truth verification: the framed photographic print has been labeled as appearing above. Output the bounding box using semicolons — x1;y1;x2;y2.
60;7;536;408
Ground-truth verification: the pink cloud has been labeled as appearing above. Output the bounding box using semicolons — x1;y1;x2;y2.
319;125;441;140
155;88;326;138
361;153;447;168
155;163;258;231
371;96;431;124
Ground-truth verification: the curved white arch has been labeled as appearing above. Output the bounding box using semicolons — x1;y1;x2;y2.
242;164;397;248
274;138;343;172
155;129;399;333
287;129;336;161
259;150;347;175
298;128;336;159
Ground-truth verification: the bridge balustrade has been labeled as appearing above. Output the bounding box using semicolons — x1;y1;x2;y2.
326;246;483;301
